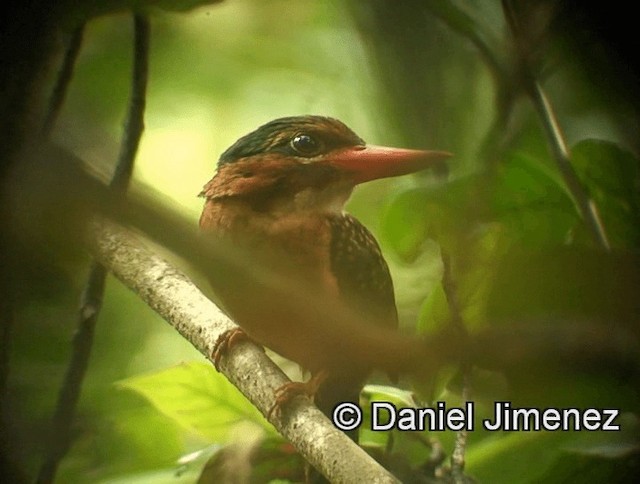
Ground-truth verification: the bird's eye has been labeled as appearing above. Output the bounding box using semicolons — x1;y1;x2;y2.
290;133;321;156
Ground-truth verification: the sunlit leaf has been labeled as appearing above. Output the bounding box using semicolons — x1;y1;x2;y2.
117;361;274;442
362;384;417;407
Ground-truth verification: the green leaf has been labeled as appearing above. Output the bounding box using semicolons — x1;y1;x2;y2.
572;139;640;247
564;412;640;459
465;431;571;484
465;414;640;483
416;222;509;335
486;246;640;327
380;188;431;261
117;361;274;442
381;175;491;261
97;467;199;484
417;282;450;334
493;151;578;245
362;384;417;407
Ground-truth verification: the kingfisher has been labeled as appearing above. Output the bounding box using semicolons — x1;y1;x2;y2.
199;115;450;437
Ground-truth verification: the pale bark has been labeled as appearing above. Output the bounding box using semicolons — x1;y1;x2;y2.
90;219;399;484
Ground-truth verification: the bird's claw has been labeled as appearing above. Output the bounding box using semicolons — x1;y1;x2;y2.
267;371;329;420
268;382;310;420
211;327;252;371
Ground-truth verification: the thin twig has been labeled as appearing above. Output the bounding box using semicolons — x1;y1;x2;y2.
529;82;610;249
41;24;85;137
441;251;471;483
502;0;610;250
110;15;149;194
36;263;106;484
37;15;150;484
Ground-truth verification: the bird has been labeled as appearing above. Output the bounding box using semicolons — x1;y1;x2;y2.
199;115;451;438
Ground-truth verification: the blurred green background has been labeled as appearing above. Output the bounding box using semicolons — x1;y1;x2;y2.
6;0;639;482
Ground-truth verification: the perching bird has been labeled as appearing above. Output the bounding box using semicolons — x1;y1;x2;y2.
199;115;450;437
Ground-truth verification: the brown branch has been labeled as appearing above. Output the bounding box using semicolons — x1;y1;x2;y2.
37;15;150;484
89;219;400;484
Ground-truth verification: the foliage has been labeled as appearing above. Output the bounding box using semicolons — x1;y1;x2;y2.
117;362;273;442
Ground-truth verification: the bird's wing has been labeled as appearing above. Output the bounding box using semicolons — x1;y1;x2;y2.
314;213;398;423
326;213;398;330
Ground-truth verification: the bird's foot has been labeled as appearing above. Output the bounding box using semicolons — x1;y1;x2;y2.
211;327;255;370
268;370;329;420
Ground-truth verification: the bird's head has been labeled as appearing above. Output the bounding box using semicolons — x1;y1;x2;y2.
200;115;451;213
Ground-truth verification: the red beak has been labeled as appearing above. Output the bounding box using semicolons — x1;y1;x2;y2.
328;145;452;184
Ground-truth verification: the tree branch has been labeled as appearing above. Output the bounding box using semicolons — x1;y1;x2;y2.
37;15;150;484
89;219;399;484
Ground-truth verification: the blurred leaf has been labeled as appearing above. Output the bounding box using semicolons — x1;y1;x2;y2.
360;384;416;449
96;445;219;484
466;413;640;483
58;391;185;481
493;151;578;245
381;188;432;262
424;0;506;75
536;452;640;484
197;437;304;484
446;367;509;406
362;384;417;407
481;246;640;408
465;431;572;483
118;361;274;442
564;412;640;459
66;0;224;25
417;282;450;334
381;174;493;260
97;467;199;484
415;222;508;335
572;139;640;248
360;385;450;474
487;246;640;327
